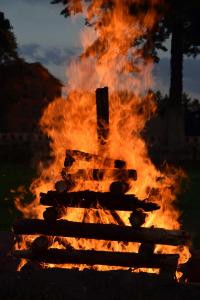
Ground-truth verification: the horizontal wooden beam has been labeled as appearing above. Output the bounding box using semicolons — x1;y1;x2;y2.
40;190;160;212
61;168;137;181
13;219;189;246
13;248;179;269
64;149;126;169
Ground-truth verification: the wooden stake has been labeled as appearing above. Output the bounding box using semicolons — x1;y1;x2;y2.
96;87;109;148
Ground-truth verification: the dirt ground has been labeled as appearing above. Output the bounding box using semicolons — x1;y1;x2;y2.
0;269;200;300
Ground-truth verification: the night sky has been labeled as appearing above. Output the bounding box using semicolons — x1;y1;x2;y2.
1;0;200;99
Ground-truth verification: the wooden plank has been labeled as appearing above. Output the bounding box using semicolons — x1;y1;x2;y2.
96;87;109;147
13;248;179;269
64;150;126;169
13;219;190;246
61;168;137;181
40;190;160;212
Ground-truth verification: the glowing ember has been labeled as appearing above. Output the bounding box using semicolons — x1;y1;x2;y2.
15;0;190;278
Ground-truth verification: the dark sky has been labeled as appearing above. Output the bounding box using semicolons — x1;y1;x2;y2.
1;0;200;99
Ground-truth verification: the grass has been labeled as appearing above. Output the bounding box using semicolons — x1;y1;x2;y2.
0;160;35;230
177;163;200;247
0;160;200;247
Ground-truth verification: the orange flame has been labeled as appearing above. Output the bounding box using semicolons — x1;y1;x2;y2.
15;0;190;277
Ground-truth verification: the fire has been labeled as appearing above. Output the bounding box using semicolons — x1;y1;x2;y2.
15;0;190;277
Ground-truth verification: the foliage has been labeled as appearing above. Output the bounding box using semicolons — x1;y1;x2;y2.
50;1;168;62
164;0;200;57
0;11;18;64
155;91;200;111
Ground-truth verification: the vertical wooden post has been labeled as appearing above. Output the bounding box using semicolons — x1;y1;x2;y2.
96;87;109;151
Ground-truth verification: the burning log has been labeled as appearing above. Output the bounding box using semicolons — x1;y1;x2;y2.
55;180;75;193
138;243;155;255
31;236;53;253
64;149;127;169
13;219;189;246
109;181;130;195
40;190;160;212
43;207;66;221
61;168;137;181
96;87;109;148
20;261;43;271
129;209;147;227
110;211;125;226
13;248;179;271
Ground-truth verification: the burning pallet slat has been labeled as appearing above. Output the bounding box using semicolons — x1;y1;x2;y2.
13;219;189;246
13;248;179;271
64;149;127;169
61;168;137;181
40;190;160;212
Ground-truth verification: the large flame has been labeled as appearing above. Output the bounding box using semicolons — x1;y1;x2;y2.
15;0;190;276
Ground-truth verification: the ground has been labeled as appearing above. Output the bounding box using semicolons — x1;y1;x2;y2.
0;269;200;300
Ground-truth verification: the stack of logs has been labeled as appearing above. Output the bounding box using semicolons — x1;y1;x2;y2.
13;149;189;278
13;87;189;279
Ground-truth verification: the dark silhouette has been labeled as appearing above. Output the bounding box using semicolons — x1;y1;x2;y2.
0;11;18;64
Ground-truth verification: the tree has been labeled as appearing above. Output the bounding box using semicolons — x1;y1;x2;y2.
160;0;200;106
51;0;200;107
0;11;18;64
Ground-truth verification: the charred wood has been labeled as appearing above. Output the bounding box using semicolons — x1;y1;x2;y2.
65;149;127;169
55;180;75;193
40;190;160;212
20;261;44;271
109;181;130;195
61;168;137;181
96;87;109;147
129;209;147;227
14;248;179;270
13;219;189;246
110;211;125;226
31;236;53;253
138;243;155;255
43;207;66;221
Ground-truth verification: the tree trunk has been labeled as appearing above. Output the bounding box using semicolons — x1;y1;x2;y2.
167;18;185;150
170;19;183;105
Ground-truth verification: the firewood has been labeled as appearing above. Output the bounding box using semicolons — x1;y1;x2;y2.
110;211;125;226
20;261;43;271
40;190;160;212
13;248;179;270
31;236;53;253
55;180;75;193
138;243;155;255
109;181;130;195
43;207;65;221
96;87;109;147
13;219;190;246
60;171;76;188
129;209;147;227
64;153;75;168
159;265;177;280
61;169;137;181
54;237;74;251
65;149;127;169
